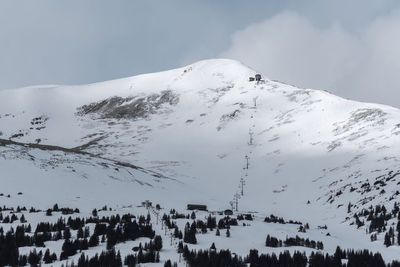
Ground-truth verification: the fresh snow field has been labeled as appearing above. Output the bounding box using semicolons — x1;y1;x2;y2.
1;59;400;265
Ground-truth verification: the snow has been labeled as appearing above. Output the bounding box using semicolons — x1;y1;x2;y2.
1;58;400;263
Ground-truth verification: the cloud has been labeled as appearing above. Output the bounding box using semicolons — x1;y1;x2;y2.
0;0;235;90
221;11;400;108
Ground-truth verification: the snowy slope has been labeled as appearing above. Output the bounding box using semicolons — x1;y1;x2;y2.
1;58;400;230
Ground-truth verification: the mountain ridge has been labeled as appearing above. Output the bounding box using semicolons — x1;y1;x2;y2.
0;58;399;219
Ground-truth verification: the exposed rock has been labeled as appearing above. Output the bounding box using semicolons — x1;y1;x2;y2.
77;90;179;120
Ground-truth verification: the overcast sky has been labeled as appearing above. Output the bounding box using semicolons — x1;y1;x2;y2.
1;0;400;107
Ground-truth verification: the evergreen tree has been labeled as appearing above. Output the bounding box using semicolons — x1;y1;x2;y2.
18;255;28;266
155;251;160;262
183;222;197;244
46;209;52;216
384;232;392;247
116;251;122;267
207;215;217;230
153;235;163;251
210;242;216;251
77;253;87;267
89;234;99;247
19;214;26;223
53;203;59;211
84;226;90;238
77;227;84;239
43;249;52;264
0;231;19;266
51;252;57;262
64;228;71;240
28;249;41;267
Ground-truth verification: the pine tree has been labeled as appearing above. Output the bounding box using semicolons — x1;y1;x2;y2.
183;222;197;244
3;215;10;223
64;228;71;240
20;214;26;223
89;234;99;247
28;249;41;266
77;227;84;239
54;230;62;241
53;203;59;211
43;249;52;264
384;232;392;247
153;235;163;251
84;226;90;238
46;209;52;216
116;251;122;267
371;233;377;242
174;227;180;238
389;226;395;245
78;253;87;267
137;248;144;263
207;215;216;230
10;214;18;223
18;255;28;266
210;242;216;251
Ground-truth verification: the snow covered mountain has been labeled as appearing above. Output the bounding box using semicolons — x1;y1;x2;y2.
1;59;400;263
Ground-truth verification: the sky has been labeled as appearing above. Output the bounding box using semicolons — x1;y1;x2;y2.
1;0;400;107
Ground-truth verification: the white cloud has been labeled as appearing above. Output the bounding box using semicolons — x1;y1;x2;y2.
221;11;400;107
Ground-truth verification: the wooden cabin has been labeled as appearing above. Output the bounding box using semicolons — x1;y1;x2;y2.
187;204;207;211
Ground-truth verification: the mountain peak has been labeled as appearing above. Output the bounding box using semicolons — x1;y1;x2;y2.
0;59;399;219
